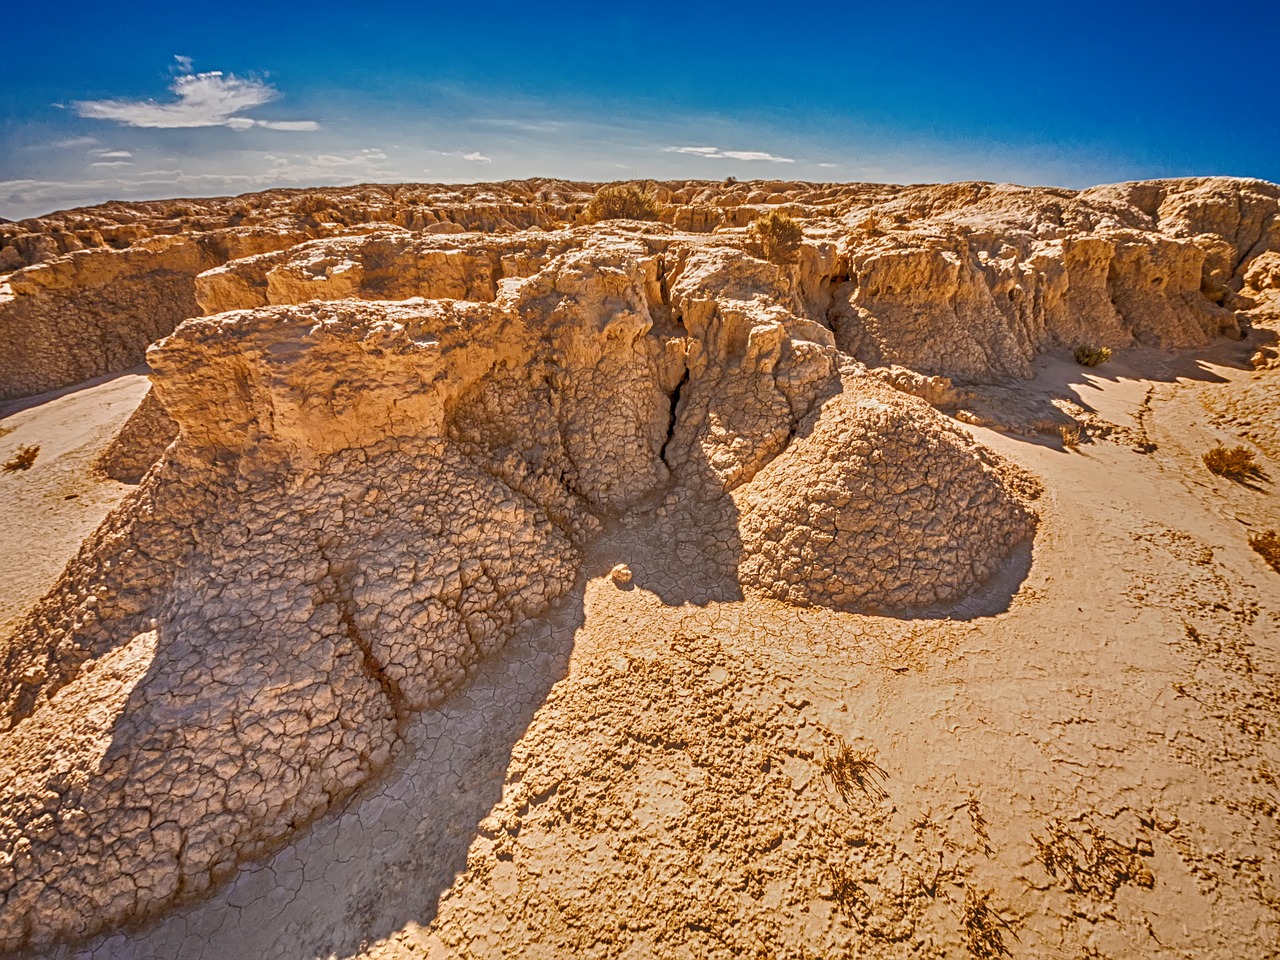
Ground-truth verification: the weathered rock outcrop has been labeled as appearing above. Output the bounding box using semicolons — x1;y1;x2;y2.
0;228;311;399
3;175;1279;954
94;387;178;483
0;223;1040;953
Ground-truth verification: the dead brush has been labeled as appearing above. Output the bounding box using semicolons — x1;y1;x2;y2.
1033;819;1153;898
963;887;1013;958
827;863;865;920
1060;424;1082;449
967;795;992;852
822;736;889;803
1073;344;1112;367
1249;529;1280;573
3;444;39;471
1202;444;1262;481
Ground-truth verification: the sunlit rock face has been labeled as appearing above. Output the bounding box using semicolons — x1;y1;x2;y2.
3;174;1279;952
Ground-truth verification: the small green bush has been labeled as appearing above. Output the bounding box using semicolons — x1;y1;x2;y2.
749;211;804;265
583;183;662;223
1203;444;1259;479
1074;344;1113;367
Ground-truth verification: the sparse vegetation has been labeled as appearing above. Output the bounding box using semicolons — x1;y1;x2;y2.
748;211;804;265
1249;529;1280;572
967;796;992;852
1202;444;1261;480
1033;819;1154;898
827;863;864;919
1060;424;1081;449
4;444;40;471
1073;344;1112;367
821;736;888;803
963;888;1012;958
582;183;662;223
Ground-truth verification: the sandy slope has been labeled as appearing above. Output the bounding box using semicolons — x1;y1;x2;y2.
24;338;1276;960
0;372;150;636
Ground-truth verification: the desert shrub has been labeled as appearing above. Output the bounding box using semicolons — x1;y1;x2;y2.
1249;530;1280;572
1060;424;1081;449
1074;344;1113;367
4;444;39;471
583;183;662;223
1203;444;1259;479
749;211;804;265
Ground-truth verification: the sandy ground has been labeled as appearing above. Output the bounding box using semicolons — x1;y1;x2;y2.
12;339;1273;960
0;371;151;637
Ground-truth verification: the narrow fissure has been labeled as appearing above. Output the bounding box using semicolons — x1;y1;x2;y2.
660;367;690;466
321;556;409;730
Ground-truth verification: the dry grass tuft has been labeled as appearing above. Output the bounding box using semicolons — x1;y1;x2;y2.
1249;529;1280;572
967;795;992;852
1074;344;1113;367
822;736;889;803
827;863;864;920
963;888;1012;958
1033;819;1153;898
1202;444;1261;480
583;183;662;223
1060;424;1082;449
3;444;39;471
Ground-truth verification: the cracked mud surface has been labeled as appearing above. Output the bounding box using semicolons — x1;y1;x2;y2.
1;177;1279;958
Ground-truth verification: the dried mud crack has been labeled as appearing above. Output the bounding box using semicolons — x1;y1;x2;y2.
0;176;1278;959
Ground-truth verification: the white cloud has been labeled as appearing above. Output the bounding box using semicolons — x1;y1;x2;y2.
90;161;133;168
664;145;794;163
256;120;320;132
174;54;193;73
43;136;99;150
73;68;318;132
462;151;492;163
817;162;837;168
92;149;133;159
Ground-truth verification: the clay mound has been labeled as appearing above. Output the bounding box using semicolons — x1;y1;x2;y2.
737;380;1035;612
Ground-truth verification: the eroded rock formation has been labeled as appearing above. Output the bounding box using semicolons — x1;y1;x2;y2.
1;175;1279;954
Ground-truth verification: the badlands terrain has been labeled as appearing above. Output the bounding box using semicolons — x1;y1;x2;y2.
0;176;1278;959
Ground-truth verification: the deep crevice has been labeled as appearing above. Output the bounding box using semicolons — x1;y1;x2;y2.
659;366;690;466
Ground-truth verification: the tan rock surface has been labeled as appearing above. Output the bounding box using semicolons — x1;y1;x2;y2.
0;177;1277;960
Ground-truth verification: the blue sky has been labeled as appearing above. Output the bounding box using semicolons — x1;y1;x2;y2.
3;1;1277;219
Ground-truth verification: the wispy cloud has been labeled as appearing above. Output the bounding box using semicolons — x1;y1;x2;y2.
90;160;133;168
92;149;133;159
73;57;318;132
462;151;491;163
665;145;795;163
